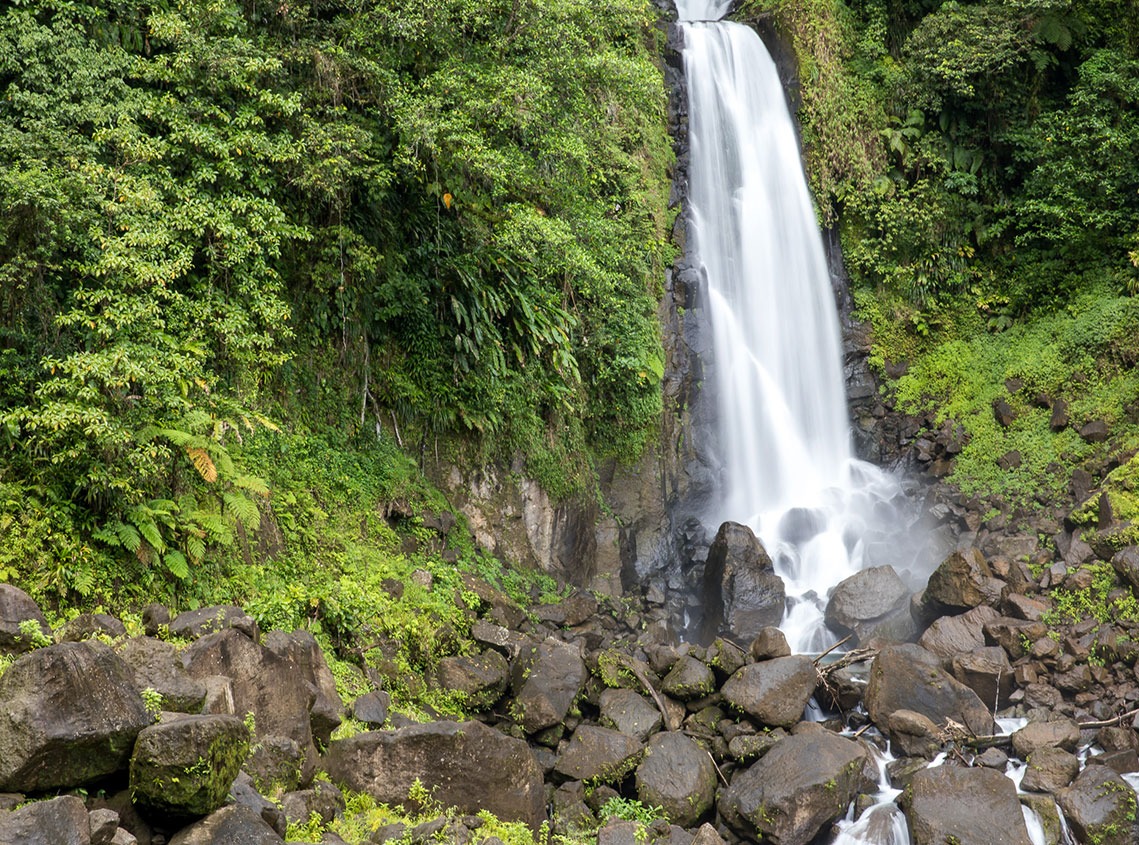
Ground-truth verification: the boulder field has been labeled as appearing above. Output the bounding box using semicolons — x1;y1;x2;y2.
1;536;1139;845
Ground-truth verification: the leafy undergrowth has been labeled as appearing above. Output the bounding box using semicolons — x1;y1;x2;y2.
286;781;537;845
4;428;565;720
285;782;668;845
864;284;1139;513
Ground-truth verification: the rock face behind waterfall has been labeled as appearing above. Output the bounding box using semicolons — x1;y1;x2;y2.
701;521;785;643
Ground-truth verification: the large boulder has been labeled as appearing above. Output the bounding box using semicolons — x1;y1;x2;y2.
59;613;126;643
920;548;1003;615
0;641;150;792
1111;545;1139;591
701;522;785;643
1021;746;1080;793
721;656;817;728
511;637;587;735
1011;718;1081;758
918;606;1000;659
718;731;872;845
865;644;995;739
324;720;545;829
635;732;716;828
279;781;345;828
0;795;90;845
554;725;645;785
1056;765;1139;845
167;805;284;845
950;646;1014;710
263;630;342;746
901;765;1033;845
824;565;915;645
181;628;341;772
169;605;258;642
129;715;249;819
599;688;662;743
660;655;716;701
434;650;509;710
116;636;207;714
0;584;50;654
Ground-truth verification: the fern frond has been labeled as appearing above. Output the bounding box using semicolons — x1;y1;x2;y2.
135;519;166;554
212;447;235;479
187;448;218;483
195;512;232;543
115;523;142;553
164;550;190;579
186;532;206;563
156;428;198;447
233;475;270;497
223;492;261;531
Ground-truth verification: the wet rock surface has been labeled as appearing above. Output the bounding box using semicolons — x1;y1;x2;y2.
701;521;785;643
719;731;872;845
902;765;1034;845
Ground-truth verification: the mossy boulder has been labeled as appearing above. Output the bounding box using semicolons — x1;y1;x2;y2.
130;714;249;819
554;725;645;785
902;765;1033;845
720;656;817;729
1070;453;1139;554
635;731;716;827
719;731;872;845
1056;764;1139;845
325;720;545;830
0;641;150;792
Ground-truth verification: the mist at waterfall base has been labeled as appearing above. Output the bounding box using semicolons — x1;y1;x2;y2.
676;0;938;653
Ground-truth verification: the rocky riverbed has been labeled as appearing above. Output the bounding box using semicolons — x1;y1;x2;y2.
2;495;1139;845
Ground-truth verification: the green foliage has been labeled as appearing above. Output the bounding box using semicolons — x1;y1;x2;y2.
1070;452;1139;551
889;288;1139;507
1042;561;1139;627
284;783;536;845
0;0;673;599
17;618;51;649
140;687;163;720
598;797;668;826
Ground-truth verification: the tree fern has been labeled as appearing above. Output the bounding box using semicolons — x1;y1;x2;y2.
232;475;270;497
222;491;261;531
164;550;190;579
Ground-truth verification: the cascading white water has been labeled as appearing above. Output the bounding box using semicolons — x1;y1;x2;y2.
677;0;922;652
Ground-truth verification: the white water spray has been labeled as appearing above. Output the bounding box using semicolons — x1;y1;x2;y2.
677;1;927;651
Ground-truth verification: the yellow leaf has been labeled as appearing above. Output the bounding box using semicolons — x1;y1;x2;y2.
186;447;218;483
442;192;453;209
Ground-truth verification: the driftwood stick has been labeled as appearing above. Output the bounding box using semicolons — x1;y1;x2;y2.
817;647;878;679
1078;707;1139;730
626;658;681;732
707;750;729;786
813;635;853;665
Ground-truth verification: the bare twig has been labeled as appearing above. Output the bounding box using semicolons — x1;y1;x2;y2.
624;658;681;732
707;750;729;786
813;635;853;665
1078;707;1139;730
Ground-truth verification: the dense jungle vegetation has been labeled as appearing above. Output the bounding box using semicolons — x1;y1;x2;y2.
0;0;672;614
2;0;1139;710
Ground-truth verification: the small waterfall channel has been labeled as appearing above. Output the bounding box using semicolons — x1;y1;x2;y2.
675;0;929;652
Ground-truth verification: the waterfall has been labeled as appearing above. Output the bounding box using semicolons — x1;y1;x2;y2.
676;0;925;652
